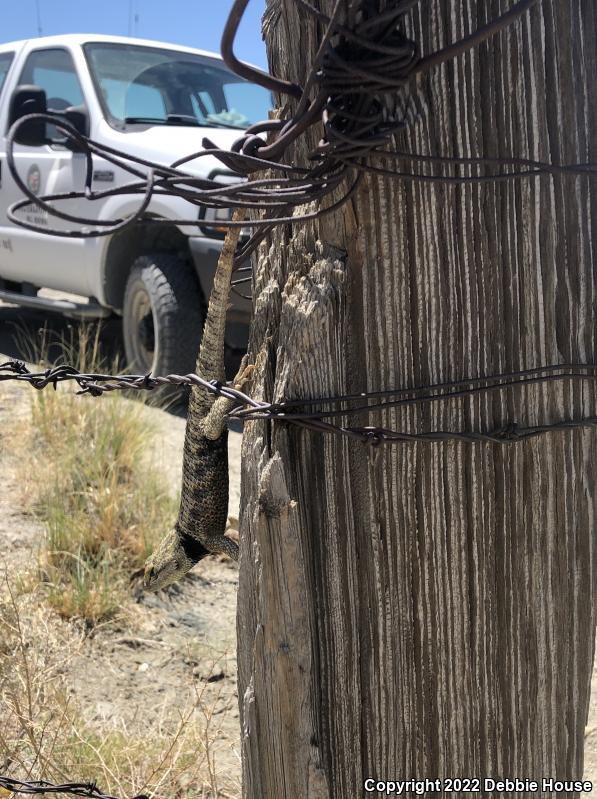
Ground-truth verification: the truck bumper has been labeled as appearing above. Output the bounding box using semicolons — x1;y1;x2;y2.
188;235;251;350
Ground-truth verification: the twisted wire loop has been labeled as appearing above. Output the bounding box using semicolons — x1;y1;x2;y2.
312;0;418;163
5;0;596;256
0;775;147;798
4;359;597;446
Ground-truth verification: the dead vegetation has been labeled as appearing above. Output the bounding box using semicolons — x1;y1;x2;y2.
0;324;241;798
13;325;176;625
0;579;239;797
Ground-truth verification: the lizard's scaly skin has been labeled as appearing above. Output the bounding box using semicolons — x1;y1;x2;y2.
176;209;247;560
143;209;251;591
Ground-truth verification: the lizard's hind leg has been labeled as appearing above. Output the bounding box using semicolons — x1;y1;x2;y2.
201;356;255;440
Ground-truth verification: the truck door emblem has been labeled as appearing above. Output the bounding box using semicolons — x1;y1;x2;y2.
26;164;41;195
21;164;47;224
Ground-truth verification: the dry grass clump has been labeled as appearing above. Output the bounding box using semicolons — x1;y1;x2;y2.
0;579;240;798
16;325;177;625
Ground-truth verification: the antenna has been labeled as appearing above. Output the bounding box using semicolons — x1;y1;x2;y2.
128;0;140;36
35;0;42;36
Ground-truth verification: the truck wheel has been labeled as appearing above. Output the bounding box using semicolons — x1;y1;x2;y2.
122;253;204;381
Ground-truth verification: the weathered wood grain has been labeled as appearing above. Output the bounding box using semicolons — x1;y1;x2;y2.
237;2;597;797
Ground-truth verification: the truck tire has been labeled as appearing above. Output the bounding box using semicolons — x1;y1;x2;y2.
122;253;204;381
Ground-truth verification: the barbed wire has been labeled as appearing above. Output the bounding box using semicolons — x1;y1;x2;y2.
3;359;597;446
0;775;147;799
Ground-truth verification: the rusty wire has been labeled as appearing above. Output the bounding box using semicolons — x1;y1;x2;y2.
5;0;595;261
0;775;146;799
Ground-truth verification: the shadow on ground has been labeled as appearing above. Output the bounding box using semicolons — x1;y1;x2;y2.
0;302;123;363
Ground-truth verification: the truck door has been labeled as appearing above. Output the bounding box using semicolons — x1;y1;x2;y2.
0;47;93;296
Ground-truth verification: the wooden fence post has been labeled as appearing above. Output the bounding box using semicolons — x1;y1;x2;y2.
236;2;597;796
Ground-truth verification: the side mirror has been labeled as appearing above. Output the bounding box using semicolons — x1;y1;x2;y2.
8;85;47;146
64;105;90;152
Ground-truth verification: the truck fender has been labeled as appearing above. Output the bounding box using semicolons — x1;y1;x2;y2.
100;218;194;312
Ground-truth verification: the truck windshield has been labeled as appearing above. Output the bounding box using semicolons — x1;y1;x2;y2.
83;42;272;130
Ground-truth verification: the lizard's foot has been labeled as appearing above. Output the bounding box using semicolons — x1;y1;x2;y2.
233;354;255;391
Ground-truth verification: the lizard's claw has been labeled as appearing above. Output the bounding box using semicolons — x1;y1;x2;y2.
233;355;255;390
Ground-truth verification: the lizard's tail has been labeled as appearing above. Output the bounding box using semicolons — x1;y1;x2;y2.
195;208;246;383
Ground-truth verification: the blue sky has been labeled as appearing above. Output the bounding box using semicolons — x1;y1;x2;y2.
1;0;268;67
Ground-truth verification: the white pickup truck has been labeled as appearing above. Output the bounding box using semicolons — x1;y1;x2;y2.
0;34;270;375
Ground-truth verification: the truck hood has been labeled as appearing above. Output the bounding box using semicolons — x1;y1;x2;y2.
104;124;247;178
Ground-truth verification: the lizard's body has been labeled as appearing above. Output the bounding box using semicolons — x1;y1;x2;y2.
144;209;252;590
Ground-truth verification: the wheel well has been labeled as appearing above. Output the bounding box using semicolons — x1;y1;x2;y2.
103;221;196;312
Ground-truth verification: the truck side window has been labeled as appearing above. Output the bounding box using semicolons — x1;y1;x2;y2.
0;52;14;98
18;48;84;141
